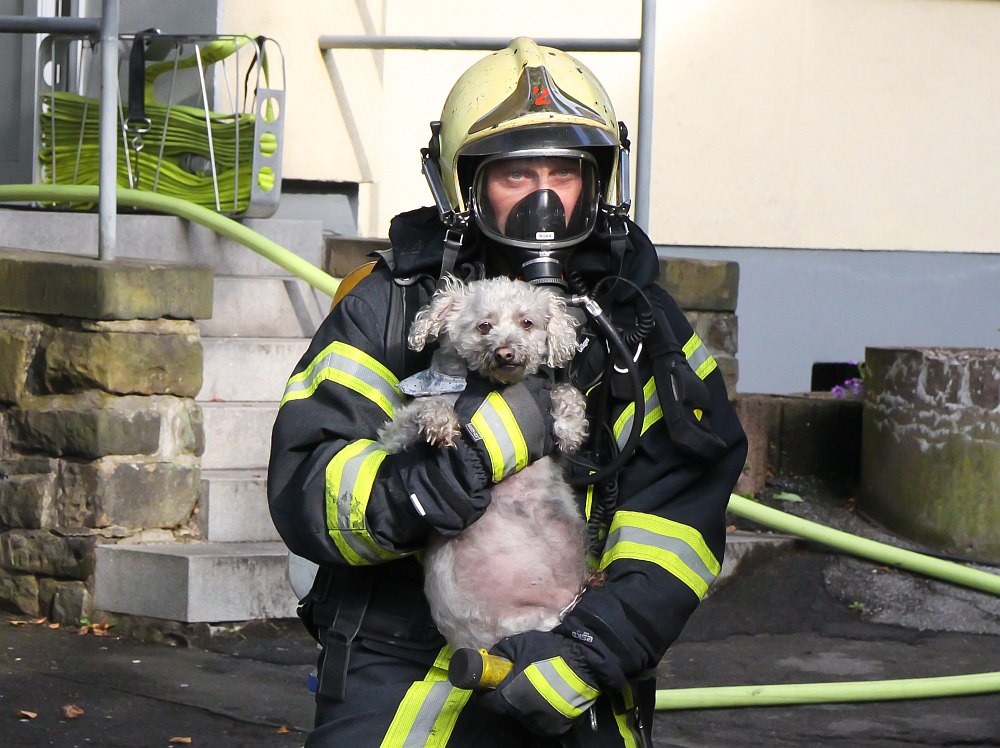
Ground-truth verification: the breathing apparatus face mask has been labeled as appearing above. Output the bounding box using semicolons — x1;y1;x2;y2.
472;151;599;246
469;151;600;284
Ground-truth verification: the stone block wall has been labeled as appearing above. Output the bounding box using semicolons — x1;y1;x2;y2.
658;257;740;395
734;393;863;496
0;250;212;623
861;346;1000;563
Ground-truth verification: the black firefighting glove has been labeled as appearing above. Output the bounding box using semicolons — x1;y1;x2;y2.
453;372;556;485
390;373;556;541
476;630;606;737
391;437;493;538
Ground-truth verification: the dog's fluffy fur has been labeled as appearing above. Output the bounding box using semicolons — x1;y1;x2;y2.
377;276;590;650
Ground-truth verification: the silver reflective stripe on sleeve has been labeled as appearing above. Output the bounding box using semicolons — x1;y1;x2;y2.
468;391;529;482
326;439;403;565
281;340;404;418
614;377;662;451
600;510;720;599
504;656;599;720
683;333;718;380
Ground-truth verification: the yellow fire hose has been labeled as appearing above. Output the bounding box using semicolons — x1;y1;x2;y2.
2;182;998;710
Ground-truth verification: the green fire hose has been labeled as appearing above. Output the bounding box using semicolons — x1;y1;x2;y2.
650;493;1000;710
2;181;998;711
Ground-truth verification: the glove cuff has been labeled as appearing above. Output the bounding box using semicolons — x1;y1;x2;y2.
557;589;640;690
497;654;599;735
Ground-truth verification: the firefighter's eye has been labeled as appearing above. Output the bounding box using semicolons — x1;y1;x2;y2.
520;318;534;330
477;321;492;334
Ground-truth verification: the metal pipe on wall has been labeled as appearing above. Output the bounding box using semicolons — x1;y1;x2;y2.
0;16;100;34
98;0;120;261
318;36;640;53
633;0;656;231
0;6;119;260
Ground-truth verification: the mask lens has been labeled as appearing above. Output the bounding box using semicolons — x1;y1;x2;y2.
472;153;598;248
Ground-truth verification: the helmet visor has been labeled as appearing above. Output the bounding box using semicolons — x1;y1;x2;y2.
471;151;599;249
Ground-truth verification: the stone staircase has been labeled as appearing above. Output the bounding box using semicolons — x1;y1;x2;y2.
1;207;330;622
2;207;794;624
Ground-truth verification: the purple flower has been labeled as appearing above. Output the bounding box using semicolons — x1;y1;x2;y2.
831;377;864;399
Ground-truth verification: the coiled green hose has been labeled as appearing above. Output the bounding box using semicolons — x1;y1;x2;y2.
38;92;275;213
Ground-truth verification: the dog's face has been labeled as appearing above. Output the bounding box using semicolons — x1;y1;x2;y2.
408;277;579;384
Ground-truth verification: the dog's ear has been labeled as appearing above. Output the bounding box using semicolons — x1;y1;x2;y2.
545;293;579;367
407;276;464;351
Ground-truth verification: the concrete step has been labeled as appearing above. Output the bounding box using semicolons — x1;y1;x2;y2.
199;337;308;403
199;469;278;543
94;541;297;622
712;530;799;592
0;209;325;276
199;276;331;338
201;401;278;471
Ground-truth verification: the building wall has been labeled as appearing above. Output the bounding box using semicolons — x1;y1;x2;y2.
222;0;1000;253
655;0;1000;253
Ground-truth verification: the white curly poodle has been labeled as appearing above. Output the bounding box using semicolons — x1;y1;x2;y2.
377;276;591;650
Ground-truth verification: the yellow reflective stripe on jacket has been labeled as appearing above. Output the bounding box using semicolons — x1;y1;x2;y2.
325;439;401;565
468;391;528;483
612;683;641;748
522;657;600;719
281;340;404;418
613;377;663;450
600;510;721;599
683;332;718;380
380;646;470;748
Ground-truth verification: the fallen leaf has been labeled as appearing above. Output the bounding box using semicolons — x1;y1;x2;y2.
80;622;112;637
169;738;193;745
30;617;47;625
276;726;289;734
17;710;38;719
62;704;84;719
9;620;27;626
47;623;61;630
773;491;804;503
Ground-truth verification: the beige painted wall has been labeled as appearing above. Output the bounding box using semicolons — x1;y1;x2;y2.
223;0;1000;252
657;0;1000;252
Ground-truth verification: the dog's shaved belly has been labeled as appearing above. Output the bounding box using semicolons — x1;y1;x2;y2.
424;458;589;650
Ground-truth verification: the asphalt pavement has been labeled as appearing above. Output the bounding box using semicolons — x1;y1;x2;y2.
3;488;1000;747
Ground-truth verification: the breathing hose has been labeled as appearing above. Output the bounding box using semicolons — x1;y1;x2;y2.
563;292;645;488
0;184;340;298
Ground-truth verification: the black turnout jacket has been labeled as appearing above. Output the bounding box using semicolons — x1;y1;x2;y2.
267;206;747;688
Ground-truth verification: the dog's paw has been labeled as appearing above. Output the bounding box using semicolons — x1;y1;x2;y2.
418;410;461;448
553;422;586;454
551;384;589;454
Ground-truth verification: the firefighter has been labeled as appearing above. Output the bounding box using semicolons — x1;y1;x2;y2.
268;37;747;746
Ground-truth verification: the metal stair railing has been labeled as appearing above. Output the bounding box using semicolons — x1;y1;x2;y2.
0;0;120;260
